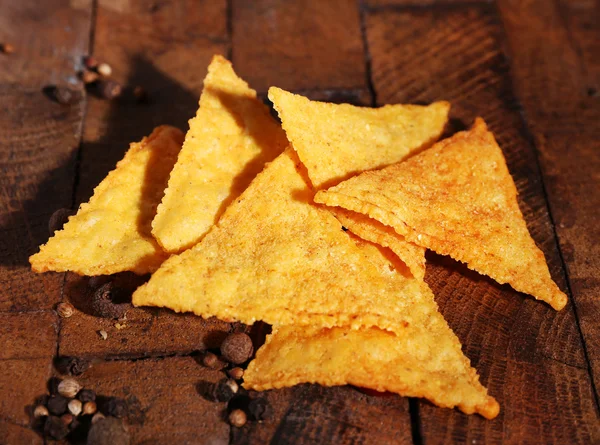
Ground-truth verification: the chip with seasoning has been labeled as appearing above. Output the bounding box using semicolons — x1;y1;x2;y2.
244;323;499;419
133;149;435;333
30;126;184;275
269;86;450;189
315;118;567;310
151;55;288;253
331;208;426;280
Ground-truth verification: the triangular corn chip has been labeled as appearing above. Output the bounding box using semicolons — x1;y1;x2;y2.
269;86;450;190
152;55;288;253
315;119;567;310
332;209;426;280
30;126;184;275
134;149;437;332
244;323;499;419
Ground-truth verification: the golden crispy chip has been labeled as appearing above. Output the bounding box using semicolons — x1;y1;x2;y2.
269;87;450;189
332;209;426;280
316;118;567;310
245;324;499;419
134;149;437;332
30;126;184;275
151;55;288;253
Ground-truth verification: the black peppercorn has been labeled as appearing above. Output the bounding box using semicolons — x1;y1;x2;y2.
220;333;254;364
248;397;271;421
55;356;91;376
53;86;77;105
97;79;122;100
210;378;238;402
44;415;69;440
104;397;127;418
47;395;68;416
48;208;73;234
92;282;126;319
78;388;96;403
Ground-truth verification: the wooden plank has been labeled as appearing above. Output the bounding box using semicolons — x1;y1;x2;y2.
366;5;599;444
365;0;492;6
0;312;57;360
497;0;600;403
231;0;367;96
0;0;93;312
59;0;230;359
75;357;229;443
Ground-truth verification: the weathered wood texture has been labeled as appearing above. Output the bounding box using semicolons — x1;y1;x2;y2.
0;0;598;443
365;3;599;444
497;0;600;404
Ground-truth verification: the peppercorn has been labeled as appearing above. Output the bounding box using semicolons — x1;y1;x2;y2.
92;282;126;319
210;378;238;402
91;412;105;424
1;43;15;54
104;397;127;418
87;417;130;445
97;62;112;77
228;367;244;380
47;395;68;416
60;413;74;426
48;208;73;234
44;415;69;440
97;79;122;100
247;397;271;421
84;56;98;70
52;86;77;105
58;378;81;398
82;70;99;84
83;401;97;415
202;351;226;370
56;302;74;318
56;356;91;376
78;388;96;402
68;398;83;416
220;333;254;364
33;405;49;418
228;409;247;428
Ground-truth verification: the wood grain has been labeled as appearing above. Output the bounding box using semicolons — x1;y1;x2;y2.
366;5;599;444
231;0;367;94
498;0;600;404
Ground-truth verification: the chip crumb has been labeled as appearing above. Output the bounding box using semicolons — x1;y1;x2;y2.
114;322;126;330
98;330;108;340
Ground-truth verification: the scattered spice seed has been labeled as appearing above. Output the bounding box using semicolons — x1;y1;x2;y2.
82;69;99;84
92;282;126;319
77;389;96;403
58;378;81;398
83;401;97;415
98;330;108;340
202;351;226;370
1;43;15;54
44;416;69;440
33;405;49;418
220;332;254;364
48;208;73;234
56;302;74;318
228;367;244;380
60;413;74;426
91;412;105;424
55;356;91;376
47;395;68;416
211;378;238;403
84;55;98;70
68;398;83;416
97;79;122;100
87;417;130;445
228;409;247;428
104;397;127;418
96;62;112;77
52;86;77;105
248;397;271;421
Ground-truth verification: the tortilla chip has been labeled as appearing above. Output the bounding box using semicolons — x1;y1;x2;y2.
151;55;288;253
269;87;449;189
332;209;426;280
315;118;567;310
30;126;184;275
133;149;437;332
244;323;499;419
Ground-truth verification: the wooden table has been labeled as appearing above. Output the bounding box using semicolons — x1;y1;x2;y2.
1;0;598;443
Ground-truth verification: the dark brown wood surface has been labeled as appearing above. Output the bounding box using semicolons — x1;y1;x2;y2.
0;0;598;444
